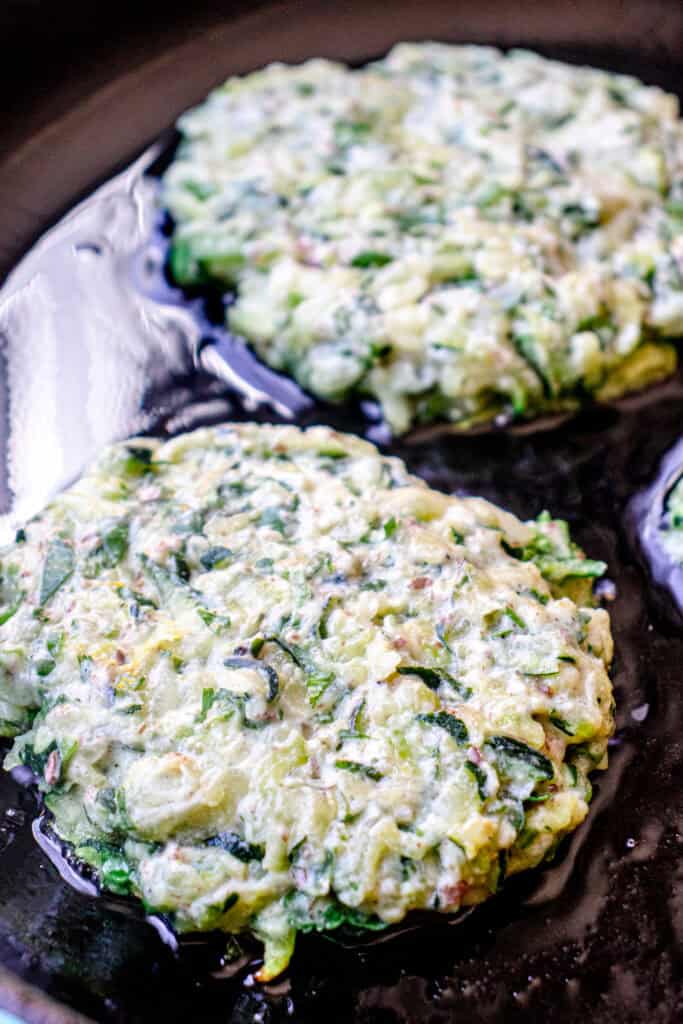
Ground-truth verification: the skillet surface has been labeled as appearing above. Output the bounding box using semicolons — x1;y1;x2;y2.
0;2;682;1021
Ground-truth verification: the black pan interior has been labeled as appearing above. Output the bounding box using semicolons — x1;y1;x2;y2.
0;3;682;1022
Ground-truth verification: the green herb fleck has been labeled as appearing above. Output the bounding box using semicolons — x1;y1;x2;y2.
335;760;383;781
465;759;488;800
205;831;264;862
416;711;469;744
200;546;234;571
549;712;574;735
383;517;398;538
122;446;156;477
40;540;75;605
83;519;129;577
224;655;279;702
486;735;554;782
259;507;287;535
0;598;23;627
318;596;341;639
351;250;393;268
398;666;471;699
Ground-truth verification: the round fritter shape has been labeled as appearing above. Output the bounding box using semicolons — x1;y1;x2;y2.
163;43;683;434
0;424;614;977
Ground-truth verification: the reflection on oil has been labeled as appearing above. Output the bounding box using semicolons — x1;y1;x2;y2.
0;145;196;533
32;816;98;899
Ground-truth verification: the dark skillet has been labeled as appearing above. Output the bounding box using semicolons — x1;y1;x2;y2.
0;2;682;1022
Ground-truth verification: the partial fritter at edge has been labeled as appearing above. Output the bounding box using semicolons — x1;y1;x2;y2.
655;465;683;563
0;424;613;977
163;43;683;434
